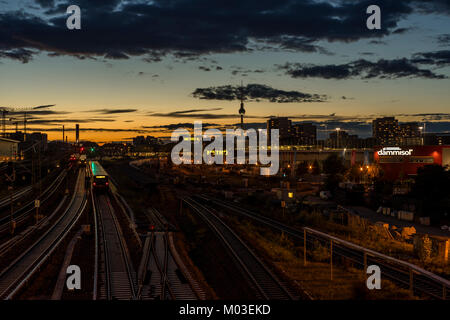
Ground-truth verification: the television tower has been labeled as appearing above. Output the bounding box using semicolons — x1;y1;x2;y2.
238;81;246;129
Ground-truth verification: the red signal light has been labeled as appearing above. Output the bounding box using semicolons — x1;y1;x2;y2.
93;182;96;186
105;182;109;186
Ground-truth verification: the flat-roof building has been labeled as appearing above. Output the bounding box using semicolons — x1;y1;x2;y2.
0;137;19;161
374;145;450;180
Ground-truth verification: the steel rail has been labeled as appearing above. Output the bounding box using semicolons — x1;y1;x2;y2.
198;194;450;300
0;170;87;299
184;197;295;300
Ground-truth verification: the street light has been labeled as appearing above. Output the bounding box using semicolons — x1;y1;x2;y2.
335;128;341;148
419;126;424;145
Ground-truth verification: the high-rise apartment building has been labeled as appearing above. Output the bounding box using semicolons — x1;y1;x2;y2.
293;123;317;145
267;117;292;144
373;117;399;146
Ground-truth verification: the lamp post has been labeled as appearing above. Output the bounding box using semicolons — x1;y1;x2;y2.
419;125;424;145
335;128;341;149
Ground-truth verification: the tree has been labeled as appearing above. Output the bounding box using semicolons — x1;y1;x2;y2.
325;173;343;191
296;161;309;175
322;154;346;191
322;154;346;175
312;159;321;175
411;165;450;222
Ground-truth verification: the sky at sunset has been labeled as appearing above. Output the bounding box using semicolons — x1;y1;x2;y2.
0;0;449;143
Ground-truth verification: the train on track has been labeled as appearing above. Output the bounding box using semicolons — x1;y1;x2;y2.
89;161;109;191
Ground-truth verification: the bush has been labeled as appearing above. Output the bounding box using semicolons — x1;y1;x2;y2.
311;240;330;262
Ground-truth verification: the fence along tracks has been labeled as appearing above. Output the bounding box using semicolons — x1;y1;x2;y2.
0;170;87;300
95;193;136;300
197;194;450;300
183;197;296;300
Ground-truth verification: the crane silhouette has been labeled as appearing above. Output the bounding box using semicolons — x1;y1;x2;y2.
0;105;55;139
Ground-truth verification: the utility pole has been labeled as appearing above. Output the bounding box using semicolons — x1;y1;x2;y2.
34;143;42;224
330;239;333;281
6;162;16;234
1;109;9;137
303;229;307;266
23;112;27;141
38;142;42;215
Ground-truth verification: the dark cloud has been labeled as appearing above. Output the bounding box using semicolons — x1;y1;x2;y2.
396;113;450;121
142;122;219;130
149;108;223;116
0;0;438;63
259;36;333;55
413;0;450;14
192;84;327;103
87;108;138;114
8;110;69;116
411;50;450;66
0;48;34;63
287;114;373;122
32;104;56;109
359;52;375;56
148;108;252;120
392;27;411;34
230;67;266;76
150;113;244;119
278;56;447;80
368;40;387;45
35;0;54;8
104;51;130;60
436;34;450;46
27;118;116;125
27;127;151;133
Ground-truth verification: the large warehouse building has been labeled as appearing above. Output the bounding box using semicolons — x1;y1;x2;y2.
374;145;450;180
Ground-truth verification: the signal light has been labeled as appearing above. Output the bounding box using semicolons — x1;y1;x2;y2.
93;182;96;186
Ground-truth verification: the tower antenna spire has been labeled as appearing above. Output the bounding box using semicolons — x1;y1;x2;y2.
238;81;246;129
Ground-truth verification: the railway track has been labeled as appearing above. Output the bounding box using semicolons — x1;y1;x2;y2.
196;194;450;300
183;197;296;300
145;207;176;231
95;193;136;300
0;167;66;211
0;186;32;209
0;169;67;234
138;228;202;300
0;170;87;300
